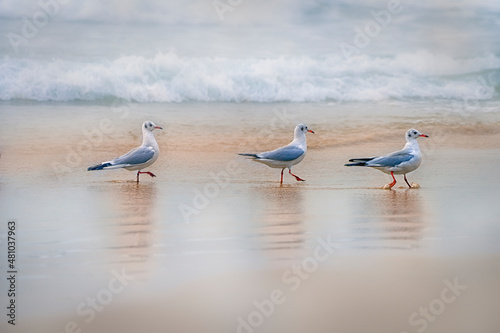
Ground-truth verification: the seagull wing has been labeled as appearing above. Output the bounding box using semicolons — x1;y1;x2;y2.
110;145;155;167
258;145;305;161
367;150;414;168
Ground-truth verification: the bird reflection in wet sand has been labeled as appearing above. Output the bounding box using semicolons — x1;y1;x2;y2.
349;189;426;250
251;186;306;262
105;183;158;278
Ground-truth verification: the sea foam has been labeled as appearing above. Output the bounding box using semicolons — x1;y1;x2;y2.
1;51;498;103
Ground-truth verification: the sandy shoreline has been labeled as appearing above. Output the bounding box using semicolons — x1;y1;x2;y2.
1;101;499;181
3;254;499;333
1;101;500;332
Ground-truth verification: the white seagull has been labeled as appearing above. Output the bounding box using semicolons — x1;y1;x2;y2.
88;121;162;182
345;128;429;189
239;124;314;184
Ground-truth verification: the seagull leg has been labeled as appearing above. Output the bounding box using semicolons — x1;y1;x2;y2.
404;174;412;188
288;169;305;182
138;171;156;178
384;171;397;189
136;171;156;183
280;168;284;184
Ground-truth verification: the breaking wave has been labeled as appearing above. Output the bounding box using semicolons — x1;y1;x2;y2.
1;51;499;102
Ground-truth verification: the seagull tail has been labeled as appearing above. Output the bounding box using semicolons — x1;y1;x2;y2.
87;162;112;171
238;153;259;158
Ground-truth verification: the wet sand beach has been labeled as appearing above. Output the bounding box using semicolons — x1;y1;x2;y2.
1;101;500;332
2;0;500;331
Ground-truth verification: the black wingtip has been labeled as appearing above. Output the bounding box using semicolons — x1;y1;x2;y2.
87;162;111;171
87;164;102;171
238;153;259;158
348;157;375;162
345;162;366;167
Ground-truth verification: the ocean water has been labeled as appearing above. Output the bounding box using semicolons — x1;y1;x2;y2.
2;3;500;331
0;0;499;104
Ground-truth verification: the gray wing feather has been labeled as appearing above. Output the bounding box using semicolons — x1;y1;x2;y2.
368;151;414;167
111;146;155;166
258;146;304;161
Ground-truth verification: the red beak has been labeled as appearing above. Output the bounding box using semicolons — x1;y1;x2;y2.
155;126;163;130
308;129;315;134
419;134;429;137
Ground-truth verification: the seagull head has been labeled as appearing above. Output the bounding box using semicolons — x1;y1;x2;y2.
406;128;429;141
143;121;163;132
295;124;315;138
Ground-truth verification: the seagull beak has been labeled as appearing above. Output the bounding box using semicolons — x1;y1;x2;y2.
155;126;163;130
308;129;315;134
419;134;429;137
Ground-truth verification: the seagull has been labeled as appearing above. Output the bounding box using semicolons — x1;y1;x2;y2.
88;121;163;183
239;124;314;184
345;129;429;189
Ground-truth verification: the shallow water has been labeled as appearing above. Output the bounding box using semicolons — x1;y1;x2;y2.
1;102;499;332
